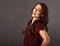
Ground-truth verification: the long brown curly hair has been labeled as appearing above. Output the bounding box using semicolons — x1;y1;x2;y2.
23;2;49;34
28;2;49;32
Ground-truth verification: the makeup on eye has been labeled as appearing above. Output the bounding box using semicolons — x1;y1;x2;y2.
34;8;40;11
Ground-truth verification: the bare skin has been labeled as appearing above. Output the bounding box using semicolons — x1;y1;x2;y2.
31;4;50;46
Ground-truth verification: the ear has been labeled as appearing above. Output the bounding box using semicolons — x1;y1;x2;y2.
41;15;44;17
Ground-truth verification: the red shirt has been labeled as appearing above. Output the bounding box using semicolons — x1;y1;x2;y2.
24;22;44;46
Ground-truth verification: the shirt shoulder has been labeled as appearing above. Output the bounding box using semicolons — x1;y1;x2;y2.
35;22;44;33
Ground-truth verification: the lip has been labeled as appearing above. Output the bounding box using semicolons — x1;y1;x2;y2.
33;13;36;15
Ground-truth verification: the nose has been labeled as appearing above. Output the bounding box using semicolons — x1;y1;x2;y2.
35;9;37;11
34;9;37;12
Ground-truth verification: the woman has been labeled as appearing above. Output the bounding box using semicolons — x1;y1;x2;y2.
24;2;50;46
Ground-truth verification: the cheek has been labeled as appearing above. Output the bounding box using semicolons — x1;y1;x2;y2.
39;11;42;15
37;11;40;15
36;12;40;17
37;12;42;17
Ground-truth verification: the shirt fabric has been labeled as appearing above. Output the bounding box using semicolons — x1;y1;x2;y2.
24;22;44;46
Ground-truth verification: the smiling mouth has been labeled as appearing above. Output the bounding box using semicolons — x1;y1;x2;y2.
33;13;36;15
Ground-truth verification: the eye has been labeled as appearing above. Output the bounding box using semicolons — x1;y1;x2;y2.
33;7;41;11
36;8;40;11
36;9;40;11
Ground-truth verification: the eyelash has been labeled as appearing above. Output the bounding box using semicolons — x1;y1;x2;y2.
34;8;40;11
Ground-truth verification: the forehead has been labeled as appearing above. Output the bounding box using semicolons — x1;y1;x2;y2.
35;4;42;9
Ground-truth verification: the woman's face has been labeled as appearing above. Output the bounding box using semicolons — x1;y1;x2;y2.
32;4;42;18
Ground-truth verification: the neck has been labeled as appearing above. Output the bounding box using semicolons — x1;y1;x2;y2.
31;17;40;25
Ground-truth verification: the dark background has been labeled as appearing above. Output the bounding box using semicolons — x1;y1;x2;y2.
0;0;60;46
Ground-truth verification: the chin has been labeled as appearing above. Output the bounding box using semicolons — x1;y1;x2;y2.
32;14;35;16
32;15;35;17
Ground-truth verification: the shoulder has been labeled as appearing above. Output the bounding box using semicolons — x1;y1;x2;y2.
35;22;44;27
35;22;44;32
